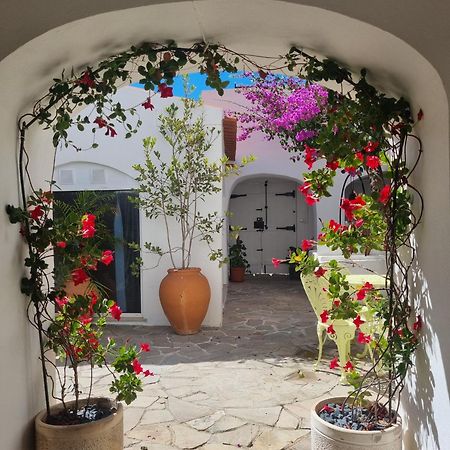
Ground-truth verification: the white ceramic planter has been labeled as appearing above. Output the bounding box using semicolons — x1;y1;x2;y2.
35;397;123;450
311;397;402;450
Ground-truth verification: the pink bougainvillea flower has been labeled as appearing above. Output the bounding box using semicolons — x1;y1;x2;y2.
132;358;143;375
366;155;381;169
320;310;329;323
353;315;365;329
379;185;391;205
56;241;67;248
413;315;422;331
272;257;282;268
326;160;340;171
158;83;173;98
142;97;155;110
94;117;107;128
109;303;122;321
357;332;372;344
71;268;89;286
344;360;354;371
77;71;96;89
140;343;151;352
326;324;335;335
314;266;327;278
301;239;313;251
30;205;44;221
55;296;69;308
101;250;114;266
329;356;339;369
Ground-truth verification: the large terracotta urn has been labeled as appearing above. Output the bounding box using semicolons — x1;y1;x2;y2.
35;397;123;450
159;267;211;335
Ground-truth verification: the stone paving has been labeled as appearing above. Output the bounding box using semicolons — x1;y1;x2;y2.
78;275;349;449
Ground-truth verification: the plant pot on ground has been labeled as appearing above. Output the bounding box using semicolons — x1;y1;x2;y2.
229;237;250;282
132;95;249;334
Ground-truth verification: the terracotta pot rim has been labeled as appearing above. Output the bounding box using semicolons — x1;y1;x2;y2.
36;397;122;432
312;396;401;436
167;267;202;273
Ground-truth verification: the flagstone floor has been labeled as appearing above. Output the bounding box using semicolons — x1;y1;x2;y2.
80;275;349;449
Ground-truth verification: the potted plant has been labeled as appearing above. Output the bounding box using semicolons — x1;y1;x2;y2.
7;190;153;450
132;96;247;335
229;237;250;282
236;65;422;449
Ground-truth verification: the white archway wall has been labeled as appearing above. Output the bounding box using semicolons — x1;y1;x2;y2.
0;2;448;449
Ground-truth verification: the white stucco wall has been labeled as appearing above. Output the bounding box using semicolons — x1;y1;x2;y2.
0;1;448;449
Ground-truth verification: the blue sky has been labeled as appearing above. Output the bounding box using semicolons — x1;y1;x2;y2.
131;71;254;99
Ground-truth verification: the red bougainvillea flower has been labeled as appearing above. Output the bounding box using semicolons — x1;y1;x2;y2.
132;358;143;375
298;182;319;205
301;239;313;251
71;268;89;286
344;166;357;176
333;299;341;307
344;360;354;371
353;315;365;329
340;196;366;222
55;296;69;308
326;324;335;335
356;288;367;301
77;71;96;88
41;191;53;204
394;328;404;337
379;185;391;205
272;257;282;268
366;155;380;169
94;117;107;128
56;241;67;248
80;255;98;271
106;125;117;137
329;356;339;369
355;152;364;163
109;303;122;321
326;160;340;171
143;369;154;377
363;282;374;290
140;343;151;352
320;404;334;413
314;266;327;278
101;250;114;266
158;83;173;98
298;182;311;195
79;313;93;325
413;315;422;331
81;213;96;238
305;194;318;206
354;218;364;228
320;310;329;323
364;141;379;153
30;205;44;221
303;145;318;169
328;219;341;233
142;97;155;110
357;331;372;344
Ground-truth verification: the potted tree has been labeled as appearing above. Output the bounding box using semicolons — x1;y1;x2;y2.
236;63;422;449
229;237;250;282
7;190;152;450
132;96;248;335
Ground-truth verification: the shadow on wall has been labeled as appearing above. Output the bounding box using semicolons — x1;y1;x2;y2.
402;235;449;449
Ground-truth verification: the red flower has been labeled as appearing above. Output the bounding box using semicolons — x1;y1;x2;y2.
417;109;424;121
320;404;334;413
55;296;69;308
142;98;155;110
340;196;366;222
355;152;364;163
79;313;93;325
344;166;357;176
94;117;107;128
305;194;318;205
101;250;114;266
140;342;151;352
344;360;354;371
158;83;173;98
71;268;89;286
106;125;117;137
356;288;367;301
326;160;340;171
56;241;67;248
379;185;391;205
329;357;339;369
354;218;364;228
366;155;380;169
320;310;329;323
329;219;341;232
364;141;379;153
394;328;404;337
81;214;96;238
303;145;318;170
132;358;143;375
143;369;154;377
272;258;282;268
77;71;96;88
298;182;311;195
109;303;122;321
326;324;335;335
314;266;327;278
353;315;365;329
333;299;341;307
30;205;44;221
363;282;374;290
357;331;372;344
413;315;422;331
301;239;313;251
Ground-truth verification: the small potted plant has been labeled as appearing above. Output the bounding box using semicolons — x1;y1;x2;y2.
229;237;250;282
7;190;153;450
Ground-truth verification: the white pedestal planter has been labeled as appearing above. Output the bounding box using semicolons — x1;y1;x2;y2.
311;397;402;450
35;397;123;450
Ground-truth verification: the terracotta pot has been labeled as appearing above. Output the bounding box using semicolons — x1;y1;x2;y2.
35;397;123;450
230;266;246;282
159;267;211;335
311;397;402;450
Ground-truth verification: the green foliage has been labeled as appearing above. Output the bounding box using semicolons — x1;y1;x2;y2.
229;238;250;268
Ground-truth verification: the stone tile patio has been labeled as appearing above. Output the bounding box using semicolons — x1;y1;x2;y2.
79;276;350;449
